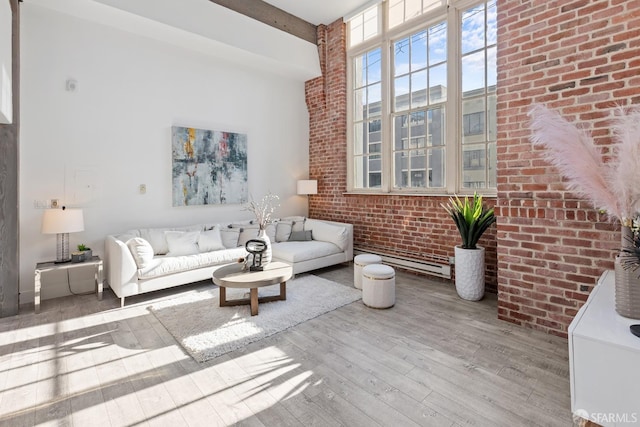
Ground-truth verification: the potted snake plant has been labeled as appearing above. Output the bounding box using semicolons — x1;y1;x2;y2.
442;193;496;300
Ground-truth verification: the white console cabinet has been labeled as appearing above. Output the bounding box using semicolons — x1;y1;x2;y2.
569;270;640;426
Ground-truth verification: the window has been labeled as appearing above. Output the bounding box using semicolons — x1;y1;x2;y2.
347;0;497;194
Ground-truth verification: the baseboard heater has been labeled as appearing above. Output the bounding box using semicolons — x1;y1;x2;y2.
354;247;452;279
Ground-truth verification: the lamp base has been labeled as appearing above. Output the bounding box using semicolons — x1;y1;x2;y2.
56;232;71;264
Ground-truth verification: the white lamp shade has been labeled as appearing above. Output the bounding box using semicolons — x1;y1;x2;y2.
297;180;318;195
41;208;85;234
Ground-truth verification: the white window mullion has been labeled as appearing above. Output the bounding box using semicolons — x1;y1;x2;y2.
445;4;458;194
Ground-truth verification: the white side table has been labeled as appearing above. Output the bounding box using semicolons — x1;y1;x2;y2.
568;270;640;426
34;256;104;313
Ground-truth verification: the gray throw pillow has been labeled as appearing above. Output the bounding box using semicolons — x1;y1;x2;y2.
288;230;313;241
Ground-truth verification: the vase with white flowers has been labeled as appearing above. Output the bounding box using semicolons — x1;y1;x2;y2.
529;104;640;318
245;193;280;265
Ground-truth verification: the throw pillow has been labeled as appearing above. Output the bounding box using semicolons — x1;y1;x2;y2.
198;226;225;252
304;219;348;250
220;227;241;248
139;228;170;255
265;222;277;243
275;221;293;242
282;216;306;232
288;230;313;241
237;225;260;246
165;231;200;256
126;237;154;269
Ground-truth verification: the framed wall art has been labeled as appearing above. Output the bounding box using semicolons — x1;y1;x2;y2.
172;126;248;206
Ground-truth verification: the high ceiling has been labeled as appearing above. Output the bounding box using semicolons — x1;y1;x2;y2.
263;0;374;25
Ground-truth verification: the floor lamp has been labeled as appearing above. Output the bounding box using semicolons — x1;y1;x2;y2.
41;207;84;263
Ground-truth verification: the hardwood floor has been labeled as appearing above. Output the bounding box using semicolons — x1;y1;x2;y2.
0;264;574;426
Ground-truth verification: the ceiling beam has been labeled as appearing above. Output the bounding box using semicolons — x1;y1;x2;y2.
209;0;317;45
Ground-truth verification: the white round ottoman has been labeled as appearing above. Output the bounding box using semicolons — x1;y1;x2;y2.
354;254;382;289
362;264;395;309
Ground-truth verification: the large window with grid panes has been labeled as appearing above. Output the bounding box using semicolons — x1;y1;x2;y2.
348;0;497;193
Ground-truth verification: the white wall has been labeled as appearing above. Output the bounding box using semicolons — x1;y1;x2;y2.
0;0;12;124
19;4;311;303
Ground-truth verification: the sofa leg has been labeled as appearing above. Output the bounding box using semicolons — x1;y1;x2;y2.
121;297;125;308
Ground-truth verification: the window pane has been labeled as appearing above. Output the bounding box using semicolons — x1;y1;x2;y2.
353;55;365;89
368;83;382;117
487;1;497;46
394;115;408;150
405;0;422;21
363;7;379;41
354;88;365;121
426;107;445;147
388;0;404;29
367;49;382;84
429;63;447;103
411;70;428;108
461;4;486;55
462;144;486;189
488;142;497;188
411;31;428;71
394;152;409;188
349;20;364;47
394;37;410;76
487;46;497;89
462;98;485;143
462;51;485;95
487;94;497;141
429;22;447;64
394;75;410;111
429;148;445;188
354;125;364;155
354;156;365;188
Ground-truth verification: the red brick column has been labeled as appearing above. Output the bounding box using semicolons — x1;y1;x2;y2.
496;0;640;337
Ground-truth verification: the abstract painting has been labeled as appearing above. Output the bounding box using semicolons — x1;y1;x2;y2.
172;126;248;206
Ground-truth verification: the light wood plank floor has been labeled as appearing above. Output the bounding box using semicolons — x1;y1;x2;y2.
0;264;574;426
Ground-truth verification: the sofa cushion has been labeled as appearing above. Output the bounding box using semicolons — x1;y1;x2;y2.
271;241;341;263
126;237;154;269
138;247;247;279
165;231;200;256
304;219;349;251
198;226;225;252
282;216;306;232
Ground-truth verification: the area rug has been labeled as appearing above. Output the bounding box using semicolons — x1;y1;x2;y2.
149;274;361;362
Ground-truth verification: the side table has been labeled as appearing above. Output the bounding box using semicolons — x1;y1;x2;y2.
35;255;104;313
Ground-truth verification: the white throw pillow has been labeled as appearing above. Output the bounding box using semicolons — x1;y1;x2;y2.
126;237;154;269
265;222;277;243
282;216;306;232
275;221;293;242
220;227;241;248
139;228;170;255
238;226;260;246
198;226;225;252
304;219;348;250
165;231;200;256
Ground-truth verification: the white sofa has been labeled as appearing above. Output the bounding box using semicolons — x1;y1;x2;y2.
105;217;353;307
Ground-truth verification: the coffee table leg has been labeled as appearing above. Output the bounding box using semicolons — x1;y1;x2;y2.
250;288;258;316
280;282;286;300
219;286;227;307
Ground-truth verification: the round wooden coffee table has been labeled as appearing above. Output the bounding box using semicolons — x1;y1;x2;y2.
212;261;293;316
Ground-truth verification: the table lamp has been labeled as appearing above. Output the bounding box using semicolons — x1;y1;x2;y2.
297;180;317;196
41;207;84;263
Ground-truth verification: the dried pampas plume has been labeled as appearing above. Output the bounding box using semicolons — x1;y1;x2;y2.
528;104;640;222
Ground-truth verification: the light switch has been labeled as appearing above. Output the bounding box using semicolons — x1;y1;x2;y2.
139;184;146;194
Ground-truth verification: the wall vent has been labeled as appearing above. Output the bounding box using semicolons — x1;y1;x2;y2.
354;247;451;279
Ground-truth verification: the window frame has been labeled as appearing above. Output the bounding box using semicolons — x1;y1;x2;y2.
346;0;497;196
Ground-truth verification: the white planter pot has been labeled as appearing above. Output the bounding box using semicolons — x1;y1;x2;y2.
454;245;485;301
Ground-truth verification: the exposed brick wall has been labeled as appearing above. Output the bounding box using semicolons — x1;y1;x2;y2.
306;0;640;337
496;0;640;337
305;20;498;292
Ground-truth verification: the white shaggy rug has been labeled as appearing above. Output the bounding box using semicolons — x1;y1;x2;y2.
149;274;362;362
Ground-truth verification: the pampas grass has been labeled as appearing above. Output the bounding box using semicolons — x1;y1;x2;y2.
529;104;640;223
